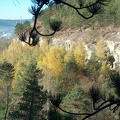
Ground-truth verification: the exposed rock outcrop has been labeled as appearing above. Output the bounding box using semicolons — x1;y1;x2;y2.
49;26;120;70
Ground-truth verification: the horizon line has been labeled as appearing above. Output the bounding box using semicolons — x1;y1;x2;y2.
0;18;32;20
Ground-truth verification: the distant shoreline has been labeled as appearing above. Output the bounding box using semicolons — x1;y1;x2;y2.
0;19;32;40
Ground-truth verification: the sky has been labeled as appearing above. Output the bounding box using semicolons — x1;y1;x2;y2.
0;0;33;20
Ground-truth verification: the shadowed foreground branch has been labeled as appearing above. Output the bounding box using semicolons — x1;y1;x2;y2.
50;72;120;120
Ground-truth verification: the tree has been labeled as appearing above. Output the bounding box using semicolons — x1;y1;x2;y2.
0;62;14;120
50;71;120;120
62;58;79;91
38;46;63;77
64;49;74;63
5;41;24;64
23;20;30;28
48;106;74;120
86;53;102;81
96;40;106;61
74;43;87;71
0;61;14;82
15;20;30;35
11;0;117;119
62;85;91;114
14;23;23;35
12;60;28;94
9;61;47;120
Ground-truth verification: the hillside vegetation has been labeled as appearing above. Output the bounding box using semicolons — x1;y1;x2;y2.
0;40;119;119
38;0;120;31
0;0;120;119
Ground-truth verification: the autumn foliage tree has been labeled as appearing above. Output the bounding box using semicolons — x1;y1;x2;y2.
38;46;63;77
74;43;87;71
96;40;106;61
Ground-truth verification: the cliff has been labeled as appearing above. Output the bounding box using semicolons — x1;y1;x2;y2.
12;24;120;71
47;25;120;70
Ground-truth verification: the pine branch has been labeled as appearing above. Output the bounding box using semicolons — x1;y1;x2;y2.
18;0;110;46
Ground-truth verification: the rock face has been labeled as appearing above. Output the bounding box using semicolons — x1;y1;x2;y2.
49;26;120;70
105;40;120;70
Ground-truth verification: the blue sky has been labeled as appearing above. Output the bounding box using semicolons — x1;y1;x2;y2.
0;0;33;19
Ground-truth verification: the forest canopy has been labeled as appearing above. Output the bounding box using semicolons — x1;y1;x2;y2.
1;0;120;120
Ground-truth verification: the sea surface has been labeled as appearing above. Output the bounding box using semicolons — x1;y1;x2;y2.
0;26;15;40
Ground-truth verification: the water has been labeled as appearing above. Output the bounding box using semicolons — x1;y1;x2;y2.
0;26;15;40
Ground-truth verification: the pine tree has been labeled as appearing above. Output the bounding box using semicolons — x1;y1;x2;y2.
0;61;14;120
0;61;14;82
10;61;47;120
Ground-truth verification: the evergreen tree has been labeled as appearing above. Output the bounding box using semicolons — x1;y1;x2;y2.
10;61;47;120
0;61;14;82
14;23;23;35
0;62;14;120
23;20;30;28
14;20;30;35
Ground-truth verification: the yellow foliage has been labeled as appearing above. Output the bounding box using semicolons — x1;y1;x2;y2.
101;62;109;72
74;43;87;70
12;79;19;92
31;46;39;61
4;41;24;64
0;51;7;63
49;46;62;59
37;57;48;71
38;40;50;60
38;46;63;77
47;53;62;76
64;50;74;63
59;46;66;63
40;39;49;51
99;74;105;79
96;40;106;61
12;60;27;92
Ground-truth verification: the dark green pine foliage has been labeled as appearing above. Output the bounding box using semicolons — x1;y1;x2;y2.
48;106;74;120
0;61;14;81
10;61;47;120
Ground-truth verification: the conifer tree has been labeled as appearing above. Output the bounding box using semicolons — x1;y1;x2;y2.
0;61;14;120
9;61;47;120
